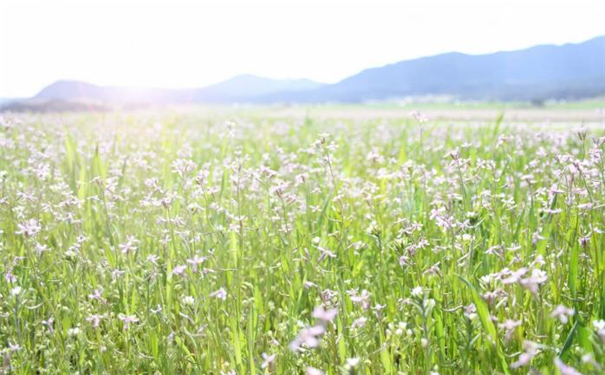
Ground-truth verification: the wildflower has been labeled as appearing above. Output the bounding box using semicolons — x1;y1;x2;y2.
119;314;139;330
119;235;139;254
349;289;371;310
346;357;360;369
511;341;539;369
554;358;582;375
317;246;336;262
593;319;605;341
411;286;423;298
573;125;588;141
519;269;547;295
35;243;49;255
550;305;575;324
501;268;528;284
182;296;195;305
86;314;103;329
4;270;16;283
261;352;276;369
88;289;103;301
15;219;41;237
42;317;54;334
399;255;412;267
210;288;227;300
290;325;325;351
186;255;207;272
172;265;187;276
147;254;159;265
11;286;22;296
311;306;338;323
307;367;324;375
351;317;367;329
463;304;477;320
499;319;521;342
68;327;81;337
421;338;429;348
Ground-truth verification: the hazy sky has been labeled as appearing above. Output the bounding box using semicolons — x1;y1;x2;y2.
1;0;604;97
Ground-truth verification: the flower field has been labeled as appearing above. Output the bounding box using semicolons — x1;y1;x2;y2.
0;109;604;374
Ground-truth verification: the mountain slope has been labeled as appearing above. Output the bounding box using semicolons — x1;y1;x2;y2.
31;75;325;104
266;36;605;102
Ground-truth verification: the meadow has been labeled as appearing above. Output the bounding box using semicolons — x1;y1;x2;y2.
0;106;604;374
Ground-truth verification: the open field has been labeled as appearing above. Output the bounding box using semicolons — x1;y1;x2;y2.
0;107;604;374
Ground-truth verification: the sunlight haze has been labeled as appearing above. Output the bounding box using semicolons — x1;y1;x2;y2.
1;0;604;97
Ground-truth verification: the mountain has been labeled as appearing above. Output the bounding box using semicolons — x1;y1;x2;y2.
30;75;325;104
193;74;325;102
2;35;604;112
268;36;605;102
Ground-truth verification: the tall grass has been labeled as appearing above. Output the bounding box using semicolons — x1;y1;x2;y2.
0;110;603;374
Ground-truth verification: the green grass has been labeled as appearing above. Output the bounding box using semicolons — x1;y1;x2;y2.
0;109;603;374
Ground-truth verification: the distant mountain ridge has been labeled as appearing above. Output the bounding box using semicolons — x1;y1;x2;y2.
3;35;604;111
33;75;325;104
263;35;605;102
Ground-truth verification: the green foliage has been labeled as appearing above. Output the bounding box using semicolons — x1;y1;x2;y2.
0;110;603;374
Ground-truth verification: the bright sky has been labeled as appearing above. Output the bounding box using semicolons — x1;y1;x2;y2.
1;0;604;97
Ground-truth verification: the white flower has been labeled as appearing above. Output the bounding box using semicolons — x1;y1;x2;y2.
306;367;324;375
35;243;49;254
411;286;423;297
593;320;605;330
346;357;360;368
182;296;195;305
68;327;81;337
594;320;605;340
210;288;227;301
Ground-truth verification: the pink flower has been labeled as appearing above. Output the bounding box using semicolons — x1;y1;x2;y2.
172;265;187;276
119;314;139;330
15;219;41;237
186;255;207;272
86;314;103;329
312;306;338;323
551;305;575;324
290;325;325;351
349;289;371;310
511;341;539;369
261;353;276;369
554;358;582;375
